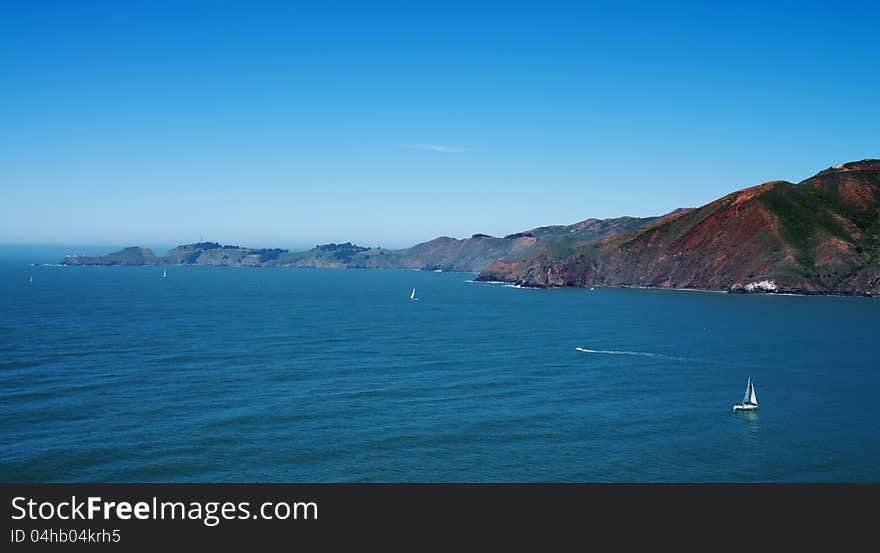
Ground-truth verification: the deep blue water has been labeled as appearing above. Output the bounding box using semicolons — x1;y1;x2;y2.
1;250;878;482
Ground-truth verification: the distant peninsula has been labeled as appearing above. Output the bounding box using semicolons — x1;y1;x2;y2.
60;160;880;296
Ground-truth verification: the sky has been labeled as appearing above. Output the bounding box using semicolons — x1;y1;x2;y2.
1;0;878;250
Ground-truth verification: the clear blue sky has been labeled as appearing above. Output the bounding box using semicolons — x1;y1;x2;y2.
1;0;877;250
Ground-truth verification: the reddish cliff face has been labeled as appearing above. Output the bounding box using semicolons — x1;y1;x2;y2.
479;160;880;295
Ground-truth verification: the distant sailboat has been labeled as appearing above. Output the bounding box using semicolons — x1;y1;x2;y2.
733;376;758;411
29;276;33;283
162;269;167;278
410;288;417;300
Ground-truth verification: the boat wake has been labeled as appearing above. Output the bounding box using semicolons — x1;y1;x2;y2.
575;346;694;362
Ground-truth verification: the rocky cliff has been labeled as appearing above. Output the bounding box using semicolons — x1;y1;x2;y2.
477;160;880;295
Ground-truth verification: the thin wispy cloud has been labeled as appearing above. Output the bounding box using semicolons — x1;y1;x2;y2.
396;143;471;153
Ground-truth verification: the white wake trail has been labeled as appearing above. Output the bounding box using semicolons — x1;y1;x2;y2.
575;347;695;362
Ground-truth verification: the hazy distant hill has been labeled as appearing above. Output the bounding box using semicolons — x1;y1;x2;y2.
61;247;159;266
477;160;880;295
60;217;657;273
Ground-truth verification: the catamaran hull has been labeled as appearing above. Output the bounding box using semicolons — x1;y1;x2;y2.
733;403;758;412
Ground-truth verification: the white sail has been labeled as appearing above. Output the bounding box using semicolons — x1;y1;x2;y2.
163;269;167;278
410;288;415;299
733;376;758;411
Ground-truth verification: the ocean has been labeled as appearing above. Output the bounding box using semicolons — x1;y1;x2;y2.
1;248;878;482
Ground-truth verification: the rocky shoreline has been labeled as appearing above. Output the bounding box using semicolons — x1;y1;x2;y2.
474;277;876;297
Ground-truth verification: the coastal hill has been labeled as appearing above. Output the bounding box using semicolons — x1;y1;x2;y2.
60;216;657;273
477;160;880;295
60;247;159;266
60;160;880;295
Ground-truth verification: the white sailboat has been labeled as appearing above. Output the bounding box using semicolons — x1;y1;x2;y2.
733;376;758;411
409;288;417;300
162;269;167;278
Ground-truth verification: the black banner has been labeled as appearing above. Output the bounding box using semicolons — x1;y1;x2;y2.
2;484;876;549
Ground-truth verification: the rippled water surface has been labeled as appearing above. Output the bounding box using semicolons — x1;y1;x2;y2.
1;250;878;481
